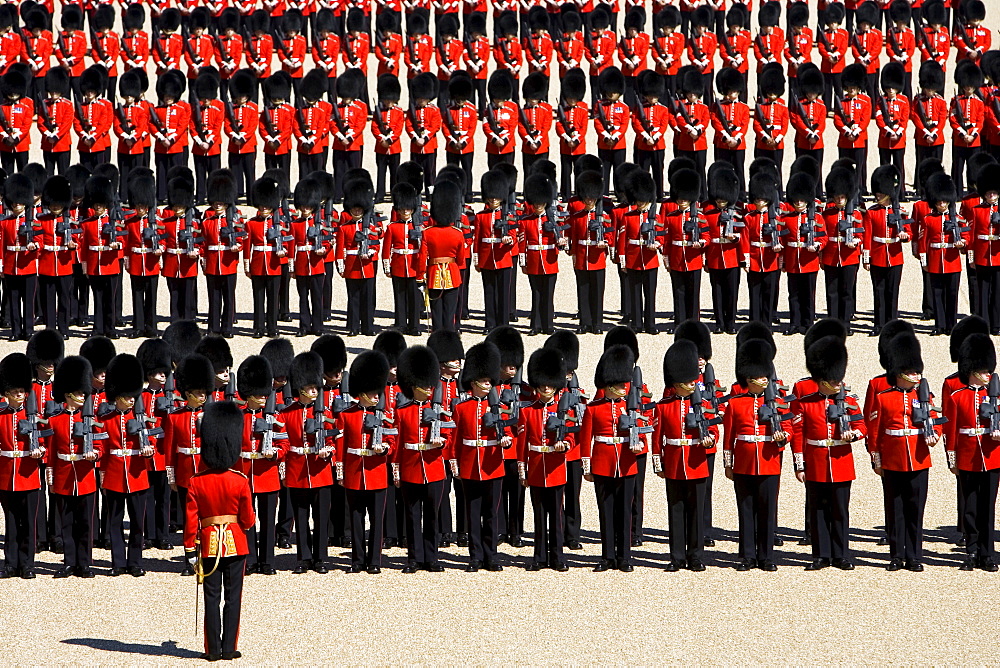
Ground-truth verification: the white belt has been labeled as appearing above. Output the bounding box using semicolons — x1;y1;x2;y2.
251;245;274;252
295;245;315;252
828;236;847;243
57;453;88;461
167;248;187;254
526;244;554;251
750;241;771;247
807;438;848;447
664;438;696;446
480;237;502;243
578;240;601;246
0;450;30;458
595;436;627;444
710;238;735;244
959;427;988;436
110;448;142;457
873;236;899;244
977;235;1000;241
462;438;497;447
130;247;154;254
672;240;694;247
884;428;920;436
345;249;360;255
392;248;417;255
930;242;956;249
737;434;773;442
785;242;807;248
5;245;27;252
240;451;269;459
176;447;200;455
346;447;380;456
44;245;67;251
404;442;435;451
206;244;228;251
627;239;647;245
529;444;558;453
88;245;111;251
289;446;321;455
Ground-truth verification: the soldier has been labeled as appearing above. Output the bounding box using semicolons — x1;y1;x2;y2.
953;0;990;67
554;70;588;201
520;174;565;336
819;167;863;328
875;62;910;199
417;180;465;331
152;9;184;76
426;330;464;546
200;172;242;338
215;10;244;100
703;166;742;334
55;7;86;103
99;354;154;577
0;174;37;341
614;171;659;334
483;71;517;169
951;60;986;195
742;172;782;325
818;4;848;106
135;339;173;552
189;73;224;205
594;67;630;196
79;177;123;339
440;77;475;199
382;183;423;334
581;344;639;571
335;179;379;336
485;326;525;546
225;71;259;202
288;177;330;336
35;177;75;335
884;1;915;99
868;333;941;571
372;74;405;202
374;12;403;79
405;73;442;193
90;6;120;99
372;331;407;548
564;171;610;334
780;173;826;335
473;170;516;332
330;70;367;203
160;178;200;321
184;401;255;661
790;336;865;571
260;74;294;176
967;163;1000;332
945;333;1000;571
920;172;969;335
244;178;288;338
246;11;276;88
851;2;883;99
661;168;708;333
834;64;873;197
751;65;787;175
280;352;335;573
72;67;111;171
123;175;162;338
113;72;150;199
334;352;393;573
39;68;74;177
863;165;910;336
753;3;783;72
917;0;950;70
277;11;308;101
294;70;332;176
151;72;192;202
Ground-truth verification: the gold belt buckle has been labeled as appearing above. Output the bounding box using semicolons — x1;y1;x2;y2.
825;439;836;447
476;439;485;447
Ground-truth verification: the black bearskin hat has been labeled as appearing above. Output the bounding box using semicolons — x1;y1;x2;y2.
398;346;440;399
53;356;93;402
237;355;273;399
958;333;996;385
871;164;901;198
736;338;775;385
670;168;701;203
675;320;713;361
595;344;635;388
311;334;348;374
430;180;463;224
598;66;625;97
162;320;202;366
136;338;172;378
544;330;580;373
663;339;701;386
260;338;294;380
200;401;243;470
486;325;524;370
176;354;215;395
428;330;464;362
349;351;390;398
887;333;924;377
26;329;64;368
528;347;567;390
0;353;32;394
80;336;116;375
194;336;233;373
806;336;849;383
290;351;324;395
605;325;640;361
950;315;989;363
877;319;915;371
105;354;144;400
460;342;501;392
804;318;849;354
373;330;408;369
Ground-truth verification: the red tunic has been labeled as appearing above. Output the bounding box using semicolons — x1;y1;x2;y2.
820;205;863;267
124;211;164;277
723;392;785;476
0;403;42;492
183;469;256;557
967;200;1000;267
277;401;336;488
661;206;709;271
242;215;288;277
389;399;451;485
163;406;204;488
516;399;572;487
199;209;242;276
918;210;970;274
874;94;910;150
862;203;911;268
519;211;562;275
99;408;152;494
46;408;104;496
945;385;1000;471
448;396;508;481
833;94;872;149
741;207;782;273
473;208;518;270
780;208;826;273
38;97;74;153
867;386;936;472
35;212;79;278
416;224;465;286
753;98;789;150
616;206;662;271
238;406;286;495
580;397;641;478
652;394;714;480
333;404;393;490
789;391;865;483
79;213;123;277
566;202;612;271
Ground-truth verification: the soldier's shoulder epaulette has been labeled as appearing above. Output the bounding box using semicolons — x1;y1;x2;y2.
228;469;249;478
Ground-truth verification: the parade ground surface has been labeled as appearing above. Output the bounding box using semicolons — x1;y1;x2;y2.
3;29;1000;665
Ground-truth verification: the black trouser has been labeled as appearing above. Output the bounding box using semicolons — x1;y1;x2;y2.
665;477;706;563
438;467;454;538
391;275;421;332
447;153;475;200
967;264;979;321
754;147;784;182
838;146;868;196
564;460;583;545
915;144;945;196
166;276;198;321
960;469;1000;559
879;147;905;191
38;275;71;334
194;154;221;204
429;287;459;332
155;151;188;201
714;148;746;196
105;489;147;569
794;148;824;195
205;274;236;336
882;469;928;564
0;489;38;572
708;267;740;331
560;153;576;201
78;149;110;172
823;264;858;323
384;484;402;546
4;274;35;340
295;274;325;333
56;492;95;570
458;266;471;322
375;152;400;201
631;453;647;541
332;150;363;202
283;265;294;319
929;271;960;332
627;268;657;331
786;272;817;330
952;143;983;195
263;152;291;174
246;491;277;569
822;72;843;109
344;276;374;333
594;474;635;563
487;152;515;170
129;275;158;334
201;555;245;658
636;148;665;200
45;150;71;177
870;264;902;329
345;487;386;568
289;485;331;564
330;484;350;545
89;275;116;336
481;267;512;330
401;479;445;566
975;265;1000;330
748;270;779;324
522;152;548;179
462;477;502;565
251;275;280;334
530;485;565;566
501;459;524;540
702;451;716;533
677;149;708;200
806;480;851;561
575;268;605;329
528;273;557;332
670;269;701;325
298;151;326;177
0;150;28;173
598;148;626;196
275;486;294;545
227;152;255;201
144;470;170;543
410;152;437;194
733;473;779;563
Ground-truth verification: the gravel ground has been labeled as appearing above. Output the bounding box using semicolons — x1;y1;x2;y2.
3;12;1000;663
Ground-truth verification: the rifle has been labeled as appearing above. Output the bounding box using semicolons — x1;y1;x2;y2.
190;101;210;144
684;200;708;244
584;26;596;61
956;20;977;57
686;386;723;442
886;25;903;58
303;387;336;453
651;30;669;65
139;211;166;247
762;202;788;248
376;29;391;60
0;104;16;147
481;386;511;431
442;101;470;150
437;34;454;71
214;33;235;67
638;207;665;246
837;204;864;242
886;195;912;238
252;391;288;457
56;30;68;66
832;93;855;132
408;199;424;248
177;210;203;254
156;371;179;413
545;390;582;443
260;102;279;141
312;22;324;63
272;30;292;62
18;393;53;453
555;97;578;138
551;30;570;64
55;213;81;249
799;200;824;248
220;206;244;247
714;100;739;139
788;27;802;62
618;31;633;64
120;33;137;63
754;33;773;61
100;217;128;246
264;212;293;248
543;204;570;240
151;29;168;66
913;93;937;133
405;35;419;71
354;208;376;259
372;98;391;136
815;25;833;54
791;94;819;134
911;378;948;441
952;95;975;135
19;29;35;61
331;372;352;415
877;93;902;138
497;369;525;431
38;98;58;134
147;104;173;145
755;97;775;139
719;204;744;239
125;394;163;453
688;25;705;63
341;25;359;67
484;101;502;136
242;26;259;63
224;99;245;146
825;386;864;441
294;102;314;140
330;96;349;136
675;94;701;135
364;396;398;452
632;101;655;136
518;103;541;142
74;395;110;455
306;210;331;249
497;35;514;65
90;26;108;62
978;374;1000;434
758;380;794;441
718;26;737;61
422;382;455;442
588;198;613;238
850;30;869;60
618;366;653;450
944;202;970;245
